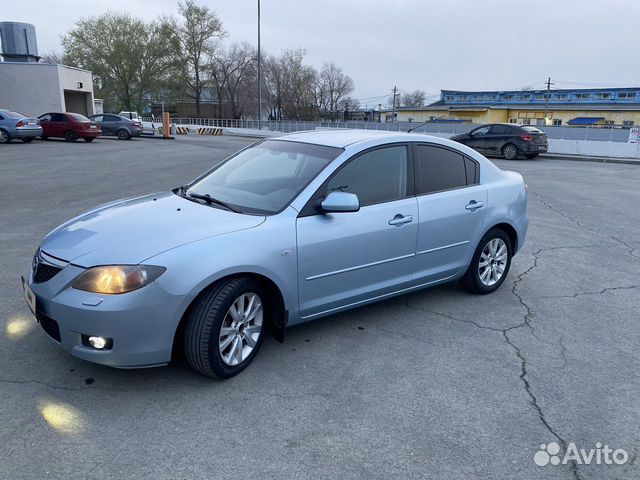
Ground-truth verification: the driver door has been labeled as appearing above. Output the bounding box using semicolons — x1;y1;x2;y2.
296;144;418;320
465;125;490;153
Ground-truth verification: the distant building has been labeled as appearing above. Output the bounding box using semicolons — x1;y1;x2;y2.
0;22;96;117
396;88;640;126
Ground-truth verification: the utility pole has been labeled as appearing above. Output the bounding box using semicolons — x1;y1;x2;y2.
544;77;553;124
392;86;398;122
257;0;262;126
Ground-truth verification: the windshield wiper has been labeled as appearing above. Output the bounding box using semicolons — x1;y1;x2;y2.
186;191;241;213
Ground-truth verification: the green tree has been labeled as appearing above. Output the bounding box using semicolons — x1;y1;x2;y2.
62;12;174;112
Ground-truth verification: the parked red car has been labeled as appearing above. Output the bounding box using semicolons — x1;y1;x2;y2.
38;112;102;142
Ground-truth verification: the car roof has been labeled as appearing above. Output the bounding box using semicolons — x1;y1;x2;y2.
276;129;432;148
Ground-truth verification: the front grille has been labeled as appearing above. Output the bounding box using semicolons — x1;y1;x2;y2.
33;263;63;283
36;311;61;342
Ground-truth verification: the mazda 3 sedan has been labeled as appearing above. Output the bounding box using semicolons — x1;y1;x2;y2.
22;130;528;379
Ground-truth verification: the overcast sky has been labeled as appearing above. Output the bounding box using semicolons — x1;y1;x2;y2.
6;0;640;105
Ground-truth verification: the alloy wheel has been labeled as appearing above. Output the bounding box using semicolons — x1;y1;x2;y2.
478;238;508;287
0;130;9;143
503;144;518;160
218;292;263;366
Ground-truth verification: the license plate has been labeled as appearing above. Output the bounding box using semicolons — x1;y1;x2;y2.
28;121;37;126
22;277;36;316
538;145;547;151
90;125;97;129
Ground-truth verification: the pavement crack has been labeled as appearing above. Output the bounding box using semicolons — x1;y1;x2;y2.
539;284;639;299
531;190;640;260
0;378;83;392
503;331;582;480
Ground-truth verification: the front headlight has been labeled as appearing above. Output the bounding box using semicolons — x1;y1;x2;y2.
72;265;166;294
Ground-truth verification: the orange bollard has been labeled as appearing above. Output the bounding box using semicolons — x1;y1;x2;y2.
163;112;170;138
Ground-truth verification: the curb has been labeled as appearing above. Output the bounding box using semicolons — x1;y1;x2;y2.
539;154;640;166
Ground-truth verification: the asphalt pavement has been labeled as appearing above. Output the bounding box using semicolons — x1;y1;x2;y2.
1;135;638;479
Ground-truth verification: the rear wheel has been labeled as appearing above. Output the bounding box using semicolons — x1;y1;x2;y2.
0;129;10;144
183;277;267;379
84;137;95;142
22;137;35;143
64;131;77;143
525;153;539;159
116;129;131;140
461;229;513;294
502;143;519;160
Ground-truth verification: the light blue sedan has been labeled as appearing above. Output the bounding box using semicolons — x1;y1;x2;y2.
0;109;43;143
23;130;528;378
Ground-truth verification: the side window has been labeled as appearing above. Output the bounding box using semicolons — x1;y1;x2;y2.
470;126;490;136
414;145;470;194
326;145;408;206
52;113;66;122
106;115;120;121
464;158;479;184
489;125;509;134
92;115;103;122
39;114;52;122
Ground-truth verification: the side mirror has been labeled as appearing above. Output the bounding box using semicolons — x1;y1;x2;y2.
321;191;360;213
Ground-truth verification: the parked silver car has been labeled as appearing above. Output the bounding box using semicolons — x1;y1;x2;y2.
0;109;43;143
22;130;528;378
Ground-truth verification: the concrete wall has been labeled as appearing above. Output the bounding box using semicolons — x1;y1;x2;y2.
0;62;94;117
0;63;61;116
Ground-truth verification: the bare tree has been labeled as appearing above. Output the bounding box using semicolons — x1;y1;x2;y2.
339;96;360;119
402;89;427;107
315;62;354;115
40;51;63;64
209;42;256;119
165;0;225;117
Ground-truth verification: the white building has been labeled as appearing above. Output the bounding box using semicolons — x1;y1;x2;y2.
0;62;96;117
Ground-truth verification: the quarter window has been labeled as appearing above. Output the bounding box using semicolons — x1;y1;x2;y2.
326;146;408;206
414;145;473;195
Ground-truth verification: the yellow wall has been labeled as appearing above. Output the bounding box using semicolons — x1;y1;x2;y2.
397;107;640;125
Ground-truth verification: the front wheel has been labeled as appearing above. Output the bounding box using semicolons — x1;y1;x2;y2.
183;277;267;379
64;131;77;142
502;143;519;160
461;229;513;294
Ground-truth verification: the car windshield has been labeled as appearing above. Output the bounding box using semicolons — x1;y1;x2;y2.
186;140;342;215
8;111;27;118
68;113;90;121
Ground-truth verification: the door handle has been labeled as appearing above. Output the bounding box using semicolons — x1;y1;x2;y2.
465;200;484;211
388;214;413;226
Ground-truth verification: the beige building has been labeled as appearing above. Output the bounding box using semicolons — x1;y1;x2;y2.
395;88;640;127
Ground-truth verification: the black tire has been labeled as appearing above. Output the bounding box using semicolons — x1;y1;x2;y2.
84;137;95;142
22;137;35;143
461;228;513;294
502;143;519;160
64;131;77;143
525;153;539;159
183;277;268;379
116;129;131;140
0;129;10;144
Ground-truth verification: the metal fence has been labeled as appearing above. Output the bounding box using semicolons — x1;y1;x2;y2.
141;117;633;143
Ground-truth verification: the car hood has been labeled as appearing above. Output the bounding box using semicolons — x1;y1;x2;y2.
41;192;265;267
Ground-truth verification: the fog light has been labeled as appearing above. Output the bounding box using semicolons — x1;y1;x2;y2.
88;336;107;349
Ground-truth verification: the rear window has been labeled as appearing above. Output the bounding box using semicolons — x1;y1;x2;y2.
68;113;90;122
522;126;543;133
8;111;27;118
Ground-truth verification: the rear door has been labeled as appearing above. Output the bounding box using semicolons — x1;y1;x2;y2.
102;115;119;135
484;124;511;155
412;143;488;282
50;113;67;137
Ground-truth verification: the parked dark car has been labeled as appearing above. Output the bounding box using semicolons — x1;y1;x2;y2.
0;109;43;144
451;123;548;160
38;112;102;142
88;114;143;140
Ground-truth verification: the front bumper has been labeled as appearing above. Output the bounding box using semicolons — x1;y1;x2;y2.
24;263;191;368
13;127;43;138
